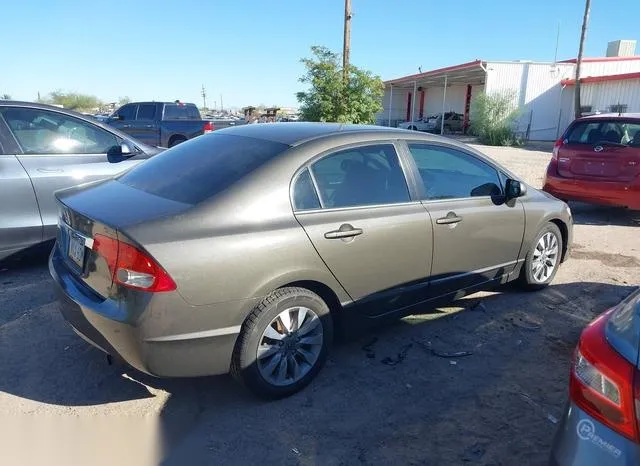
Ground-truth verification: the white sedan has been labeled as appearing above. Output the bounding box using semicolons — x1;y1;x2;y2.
398;115;439;131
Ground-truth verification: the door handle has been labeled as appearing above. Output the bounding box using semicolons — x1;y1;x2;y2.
436;212;462;225
122;124;132;128
324;225;363;239
37;168;63;173
144;125;154;128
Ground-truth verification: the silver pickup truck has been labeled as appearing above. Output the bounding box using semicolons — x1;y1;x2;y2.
106;101;214;148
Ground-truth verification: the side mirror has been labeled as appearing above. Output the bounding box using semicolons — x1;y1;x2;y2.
110;114;123;121
505;179;527;200
107;142;136;162
120;142;133;155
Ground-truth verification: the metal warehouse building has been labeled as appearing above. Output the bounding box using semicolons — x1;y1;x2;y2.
377;40;640;141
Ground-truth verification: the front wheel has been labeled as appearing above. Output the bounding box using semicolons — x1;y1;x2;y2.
231;287;333;399
519;223;563;290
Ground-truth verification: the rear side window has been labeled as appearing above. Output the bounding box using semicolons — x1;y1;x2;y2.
118;134;289;204
310;144;410;209
163;104;200;120
136;104;156;120
292;168;320;210
567;120;640;146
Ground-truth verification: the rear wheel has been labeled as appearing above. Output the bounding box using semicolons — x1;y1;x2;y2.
231;287;333;399
408;125;417;131
519;223;563;290
168;136;187;148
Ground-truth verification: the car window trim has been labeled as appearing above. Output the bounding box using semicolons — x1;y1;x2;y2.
290;139;417;212
401;139;505;201
294;200;421;215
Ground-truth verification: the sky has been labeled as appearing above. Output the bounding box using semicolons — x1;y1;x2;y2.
2;0;639;109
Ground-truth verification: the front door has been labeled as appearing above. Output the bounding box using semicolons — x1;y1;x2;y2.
0;107;142;239
128;103;160;146
404;142;525;297
293;143;433;318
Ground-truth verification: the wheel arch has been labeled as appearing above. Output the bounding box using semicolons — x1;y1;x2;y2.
549;218;569;262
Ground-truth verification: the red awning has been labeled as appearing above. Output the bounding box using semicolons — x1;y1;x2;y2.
561;71;640;86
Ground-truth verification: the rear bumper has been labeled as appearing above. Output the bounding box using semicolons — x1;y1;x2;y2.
49;246;248;378
543;172;640;209
549;402;640;466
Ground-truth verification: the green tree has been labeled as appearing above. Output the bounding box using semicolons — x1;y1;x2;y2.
1;94;11;100
296;46;384;124
118;96;131;106
48;91;102;112
470;91;521;146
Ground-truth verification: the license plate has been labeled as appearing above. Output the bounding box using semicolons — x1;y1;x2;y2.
68;233;86;268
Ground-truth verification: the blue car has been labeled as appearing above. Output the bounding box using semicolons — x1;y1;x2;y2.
550;287;640;465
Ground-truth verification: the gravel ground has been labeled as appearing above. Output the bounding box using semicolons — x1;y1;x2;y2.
0;143;638;466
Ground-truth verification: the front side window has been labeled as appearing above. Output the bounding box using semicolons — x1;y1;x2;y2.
115;104;137;121
407;144;502;200
136;104;156;120
310;144;410;209
0;107;119;155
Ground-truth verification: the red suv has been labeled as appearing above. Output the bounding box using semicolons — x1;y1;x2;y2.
543;114;640;210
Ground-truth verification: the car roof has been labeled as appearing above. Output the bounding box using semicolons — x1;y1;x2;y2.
578;113;640;121
214;122;444;145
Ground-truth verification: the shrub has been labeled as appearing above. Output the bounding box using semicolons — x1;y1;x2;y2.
470;92;521;146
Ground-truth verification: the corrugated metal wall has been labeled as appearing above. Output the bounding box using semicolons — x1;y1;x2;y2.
485;62;574;140
580;60;640;77
580;78;640;113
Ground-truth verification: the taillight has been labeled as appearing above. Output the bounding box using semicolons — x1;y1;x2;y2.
93;234;176;292
203;121;214;133
552;138;564;161
569;311;639;442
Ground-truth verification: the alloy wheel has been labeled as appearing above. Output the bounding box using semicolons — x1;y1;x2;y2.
531;232;559;283
256;307;323;387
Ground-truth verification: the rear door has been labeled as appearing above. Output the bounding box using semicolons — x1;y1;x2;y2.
0;107;143;240
293;142;433;318
403;142;525;297
558;119;640;182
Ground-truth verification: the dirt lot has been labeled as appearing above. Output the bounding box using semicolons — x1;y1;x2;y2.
0;143;638;466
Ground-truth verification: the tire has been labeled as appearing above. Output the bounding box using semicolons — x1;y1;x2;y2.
168;136;187;148
519;223;563;290
408;125;417;131
231;287;333;399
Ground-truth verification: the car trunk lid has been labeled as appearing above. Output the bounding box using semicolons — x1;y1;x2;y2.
56;179;191;297
606;288;640;370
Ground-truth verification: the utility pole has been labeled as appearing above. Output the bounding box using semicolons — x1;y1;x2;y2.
574;0;591;119
342;0;352;83
220;94;223;112
201;85;207;110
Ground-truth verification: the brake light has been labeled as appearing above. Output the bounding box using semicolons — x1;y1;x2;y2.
203;121;214;133
93;234;176;292
569;312;640;442
552;138;564;160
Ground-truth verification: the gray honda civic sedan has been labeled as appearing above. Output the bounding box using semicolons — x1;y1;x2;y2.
49;123;573;398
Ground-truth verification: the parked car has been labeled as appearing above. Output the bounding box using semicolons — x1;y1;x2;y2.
549;287;640;466
0;101;162;261
106;101;214;148
543;114;640;211
49;123;572;399
399;112;464;134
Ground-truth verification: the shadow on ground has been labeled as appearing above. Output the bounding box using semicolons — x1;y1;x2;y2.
0;273;636;464
569;202;640;227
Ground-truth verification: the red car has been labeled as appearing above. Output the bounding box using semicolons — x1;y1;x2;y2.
543;114;640;210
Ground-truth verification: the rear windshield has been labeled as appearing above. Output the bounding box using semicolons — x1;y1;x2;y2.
566;120;640;146
163;104;200;120
118;134;289;204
